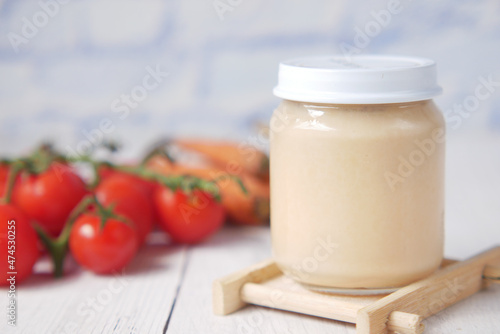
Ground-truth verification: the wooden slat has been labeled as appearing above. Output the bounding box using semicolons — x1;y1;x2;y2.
483;265;500;282
213;259;281;315
356;246;500;334
240;274;377;324
387;312;424;334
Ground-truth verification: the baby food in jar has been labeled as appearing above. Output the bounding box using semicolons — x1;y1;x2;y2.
270;55;445;293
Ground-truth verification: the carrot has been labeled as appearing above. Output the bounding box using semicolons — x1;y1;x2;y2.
221;172;269;226
146;156;270;226
174;139;269;181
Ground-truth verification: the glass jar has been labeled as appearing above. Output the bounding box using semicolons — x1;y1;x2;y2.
270;55;445;293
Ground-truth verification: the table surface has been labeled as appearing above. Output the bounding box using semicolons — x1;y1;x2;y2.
2;133;500;334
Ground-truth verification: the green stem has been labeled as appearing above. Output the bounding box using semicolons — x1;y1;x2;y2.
140;144;175;167
3;161;24;204
29;143;62;174
34;194;95;278
113;164;248;202
90;162;101;189
67;151;228;200
90;195;132;230
114;165;183;189
212;174;248;195
70;154;246;202
34;226;67;278
65;156;109;190
94;195;114;229
57;195;95;243
88;161;113;190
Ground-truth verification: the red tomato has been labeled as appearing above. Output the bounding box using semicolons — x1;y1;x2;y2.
95;175;153;244
12;164;88;237
153;187;225;244
0;164;9;197
0;204;40;285
98;166;157;197
98;166;160;224
69;214;138;274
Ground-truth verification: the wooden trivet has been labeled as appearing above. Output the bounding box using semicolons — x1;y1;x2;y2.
213;246;500;334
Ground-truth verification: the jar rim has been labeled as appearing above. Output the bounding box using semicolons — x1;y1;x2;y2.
273;55;442;104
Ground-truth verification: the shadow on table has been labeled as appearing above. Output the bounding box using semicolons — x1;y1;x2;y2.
12;255;84;288
124;242;185;277
8;226;269;288
14;231;185;286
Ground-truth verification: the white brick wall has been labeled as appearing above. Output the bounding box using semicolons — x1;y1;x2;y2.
0;0;499;157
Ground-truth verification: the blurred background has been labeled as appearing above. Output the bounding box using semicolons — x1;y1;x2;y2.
0;0;499;159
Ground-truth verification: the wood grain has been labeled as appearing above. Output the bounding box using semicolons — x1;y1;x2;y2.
356;246;500;334
0;238;187;334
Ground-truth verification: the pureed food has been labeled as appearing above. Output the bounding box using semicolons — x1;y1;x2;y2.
270;55;445;293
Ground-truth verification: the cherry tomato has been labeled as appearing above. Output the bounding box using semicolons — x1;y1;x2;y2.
95;175;153;244
0;204;40;285
98;166;161;224
0;164;9;197
153;187;225;244
12;164;87;237
98;166;157;197
69;214;138;274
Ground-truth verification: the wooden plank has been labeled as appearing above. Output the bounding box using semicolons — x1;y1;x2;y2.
167;226;355;334
386;312;424;334
356;246;500;334
483;265;500;282
0;235;186;334
241;281;368;323
213;259;280;315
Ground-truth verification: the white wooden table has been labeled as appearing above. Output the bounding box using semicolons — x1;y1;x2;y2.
2;133;500;334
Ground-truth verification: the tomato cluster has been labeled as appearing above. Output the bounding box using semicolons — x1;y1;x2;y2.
0;157;227;284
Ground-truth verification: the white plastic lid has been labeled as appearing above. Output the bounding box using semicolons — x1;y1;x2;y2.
273;55;442;104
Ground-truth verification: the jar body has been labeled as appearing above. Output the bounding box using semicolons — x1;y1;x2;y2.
270;99;445;290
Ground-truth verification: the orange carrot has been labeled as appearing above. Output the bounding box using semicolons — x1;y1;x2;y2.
174;139;269;181
147;156;270;226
